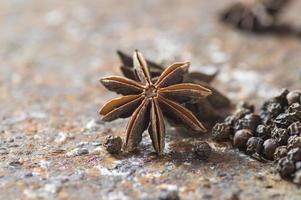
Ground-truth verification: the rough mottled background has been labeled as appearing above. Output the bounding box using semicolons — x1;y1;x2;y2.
0;0;301;199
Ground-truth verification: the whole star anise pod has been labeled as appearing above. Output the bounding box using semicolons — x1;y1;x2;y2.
221;0;274;31
220;0;291;32
99;50;212;154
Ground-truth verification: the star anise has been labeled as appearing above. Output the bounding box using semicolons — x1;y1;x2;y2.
117;50;231;123
220;0;291;32
99;50;212;154
221;0;274;31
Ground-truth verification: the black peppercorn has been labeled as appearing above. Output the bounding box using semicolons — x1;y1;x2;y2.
234;114;261;133
287;136;301;150
234;118;250;132
104;135;122;154
233;129;253;150
260;111;273;125
195;142;212;161
287;148;301;162
256;124;271;140
273;146;288;161
287;121;301;136
233;108;253;121
274;113;297;129
224;115;236;127
246;137;264;155
263;138;278;160
245;114;262;132
271;127;289;145
211;123;232;141
277;157;296;178
287;103;301;117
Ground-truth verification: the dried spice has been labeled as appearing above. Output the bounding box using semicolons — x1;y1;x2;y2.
212;88;301;183
195;142;212;160
233;129;253;149
287;103;301;118
256;124;272;139
234;113;261;133
287;148;301;162
100;50;212;154
221;0;273;31
117;50;231;123
211;123;232;141
274;146;288;160
271;127;289;145
287;121;301;136
287;136;301;150
246;137;264;155
263;138;279;160
277;157;296;178
220;0;291;32
104;135;122;154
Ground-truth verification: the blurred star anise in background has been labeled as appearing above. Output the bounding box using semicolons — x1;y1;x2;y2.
221;0;292;32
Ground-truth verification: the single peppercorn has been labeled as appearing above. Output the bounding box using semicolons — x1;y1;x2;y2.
263;138;278;160
273;146;288;161
256;124;272;140
234;114;261;133
233;108;253;121
266;102;283;119
195;142;212;161
246;137;264;155
260;111;273;125
211;123;232;141
277;157;296;178
104;135;122;154
233;129;253;150
224;115;236;127
287;103;301;118
287;90;301;105
287;121;301;136
287;136;301;150
271;127;289;145
234;118;251;132
287;148;301;162
274;113;298;129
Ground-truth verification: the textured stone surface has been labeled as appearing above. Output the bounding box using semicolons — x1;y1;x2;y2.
0;0;301;199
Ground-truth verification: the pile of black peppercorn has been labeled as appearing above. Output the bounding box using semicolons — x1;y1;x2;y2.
211;89;301;183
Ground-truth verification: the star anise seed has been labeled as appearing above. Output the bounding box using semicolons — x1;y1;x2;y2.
100;50;212;154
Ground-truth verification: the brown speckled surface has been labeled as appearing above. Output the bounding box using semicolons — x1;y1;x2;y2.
0;0;301;199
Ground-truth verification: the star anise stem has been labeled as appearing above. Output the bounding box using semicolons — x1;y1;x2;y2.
99;50;212;154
